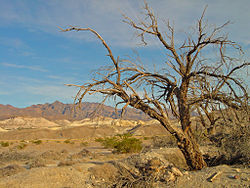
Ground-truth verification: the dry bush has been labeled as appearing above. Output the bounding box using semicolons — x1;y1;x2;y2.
152;135;177;148
219;125;250;165
58;160;76;167
17;143;27;150
191;128;211;146
0;151;31;162
25;158;46;168
89;163;118;183
0;164;25;177
80;141;88;147
205;118;250;166
112;157;182;188
69;148;93;160
39;150;64;160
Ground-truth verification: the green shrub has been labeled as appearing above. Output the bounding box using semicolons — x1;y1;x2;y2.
32;140;42;145
96;133;142;153
0;141;9;147
64;139;71;144
114;137;142;153
143;136;150;140
95;138;104;142
64;139;74;144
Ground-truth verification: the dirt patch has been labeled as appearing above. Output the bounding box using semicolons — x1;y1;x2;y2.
175;165;250;188
0;164;95;188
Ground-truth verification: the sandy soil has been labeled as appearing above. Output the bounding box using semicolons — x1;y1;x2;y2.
0;122;249;188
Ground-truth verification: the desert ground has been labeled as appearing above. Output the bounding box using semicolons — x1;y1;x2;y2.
0;117;249;188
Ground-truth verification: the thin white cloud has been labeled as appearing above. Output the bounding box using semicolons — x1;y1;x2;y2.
1;62;48;72
24;84;106;103
0;91;10;95
0;0;249;48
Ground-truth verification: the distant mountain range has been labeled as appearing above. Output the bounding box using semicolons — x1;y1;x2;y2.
0;101;151;121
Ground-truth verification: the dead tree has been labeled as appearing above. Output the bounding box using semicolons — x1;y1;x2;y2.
60;3;249;170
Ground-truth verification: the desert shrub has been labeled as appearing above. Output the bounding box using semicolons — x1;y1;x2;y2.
89;163;118;184
0;164;25;177
64;139;73;144
206;124;250;166
25;159;46;168
0;151;31;162
95;137;103;142
97;137;119;148
192;130;211;146
0;141;9;147
115;137;142;153
17;143;27;150
143;136;150;140
80;141;88;147
152;135;177;148
96;133;142;153
58;160;76;167
219;125;250;165
39;150;62;160
32;140;42;145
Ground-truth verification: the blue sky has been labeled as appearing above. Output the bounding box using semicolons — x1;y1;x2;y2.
0;0;249;108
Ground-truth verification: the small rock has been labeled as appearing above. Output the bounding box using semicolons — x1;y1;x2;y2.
242;177;249;181
233;175;240;179
207;171;222;182
235;168;240;172
165;171;175;182
148;158;162;168
171;167;183;177
183;171;189;175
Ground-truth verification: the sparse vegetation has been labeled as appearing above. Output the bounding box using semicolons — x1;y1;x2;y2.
25;159;46;169
17;143;27;150
64;139;71;144
96;133;142;153
211;125;250;166
80;141;88;147
31;140;42;145
58;160;76;167
143;136;150;140
0;141;9;147
152;135;177;148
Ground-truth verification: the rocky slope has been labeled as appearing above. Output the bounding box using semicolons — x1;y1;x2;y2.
0;101;150;121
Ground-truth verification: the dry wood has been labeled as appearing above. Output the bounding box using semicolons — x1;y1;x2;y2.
61;1;249;170
207;171;222;182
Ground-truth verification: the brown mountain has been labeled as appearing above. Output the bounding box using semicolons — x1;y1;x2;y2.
0;101;150;121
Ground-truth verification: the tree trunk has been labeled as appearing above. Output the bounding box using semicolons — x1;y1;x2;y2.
127;91;207;170
175;131;207;170
176;78;207;170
